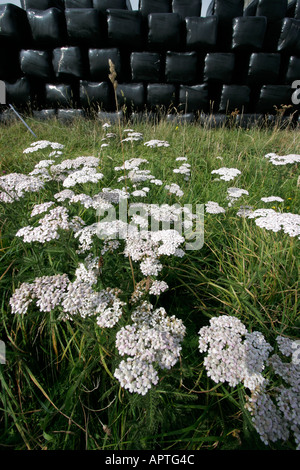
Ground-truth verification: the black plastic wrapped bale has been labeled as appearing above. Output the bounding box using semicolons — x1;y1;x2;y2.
285;56;300;84
148;13;182;51
266;114;295;128
65;8;104;47
5;78;32;109
130;52;162;82
256;85;292;114
214;1;244;51
139;0;171;17
219;85;251;113
243;0;258;16
88;48;122;82
0;47;20;81
206;0;215;16
146;83;176;111
198;113;228;128
107;10;143;50
33;109;57;120
0;4;31;47
256;0;287;21
57;109;85;122
286;0;297;17
92;0;128;14
116;83;145;112
21;0;55;9
172;0;202;19
214;0;244;19
247;53;281;86
231;17;267;52
185;16;218;52
296;0;300;19
80;80;113;110
203;53;235;84
64;0;93;7
178;84;209;113
166;113;194;123
277;18;300;55
165;52;198;84
235;113;264;128
52;47;86;81
27;8;67;49
45;83;74;108
97;110;124;124
20;50;54;81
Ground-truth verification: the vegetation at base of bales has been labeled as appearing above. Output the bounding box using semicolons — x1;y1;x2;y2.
0;116;299;450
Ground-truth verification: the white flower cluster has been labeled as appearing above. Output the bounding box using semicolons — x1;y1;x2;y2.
23;140;64;154
114;158;148;172
30;201;55;217
265;153;300;166
16;206;70;243
205;201;226;214
124;228;185;277
245;335;300;449
122;132;143;142
199;316;300;449
211;167;241;181
198;315;272;389
0;173;45;203
114;303;186;395
173;162;191;180
144;140;170;148
10;274;70;314
246;209;300;239
54;189;75;202
261;196;284;203
62;167;104;188
165;183;184;197
227;187;249;206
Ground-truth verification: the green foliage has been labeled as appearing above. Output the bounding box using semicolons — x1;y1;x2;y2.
0;116;299;450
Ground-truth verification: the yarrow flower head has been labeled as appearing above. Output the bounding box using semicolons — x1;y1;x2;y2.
211;167;241;181
23;141;64;154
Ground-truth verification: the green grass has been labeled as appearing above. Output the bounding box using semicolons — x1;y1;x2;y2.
0;115;299;450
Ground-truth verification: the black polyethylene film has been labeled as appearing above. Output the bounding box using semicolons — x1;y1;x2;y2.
139;0;171;17
65;8;104;47
185;16;218;51
146;83;176;109
107;10;143;49
116;83;145;111
26;8;67;49
165;52;198;84
247;53;281;86
203;53;235;84
219;84;251;113
147;13;182;50
80;80;113;110
52;47;86;80
214;0;244;20
45;83;73;108
88;48;122;81
243;0;258;16
64;0;93;8
130;52;162;82
20;49;53;80
172;0;202;19
231;17;267;51
256;0;288;21
178;84;209;113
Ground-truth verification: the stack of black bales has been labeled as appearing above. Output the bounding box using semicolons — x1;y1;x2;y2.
0;0;299;124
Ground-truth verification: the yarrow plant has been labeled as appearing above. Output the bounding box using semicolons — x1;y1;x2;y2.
7;134;200;397
198;316;300;449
